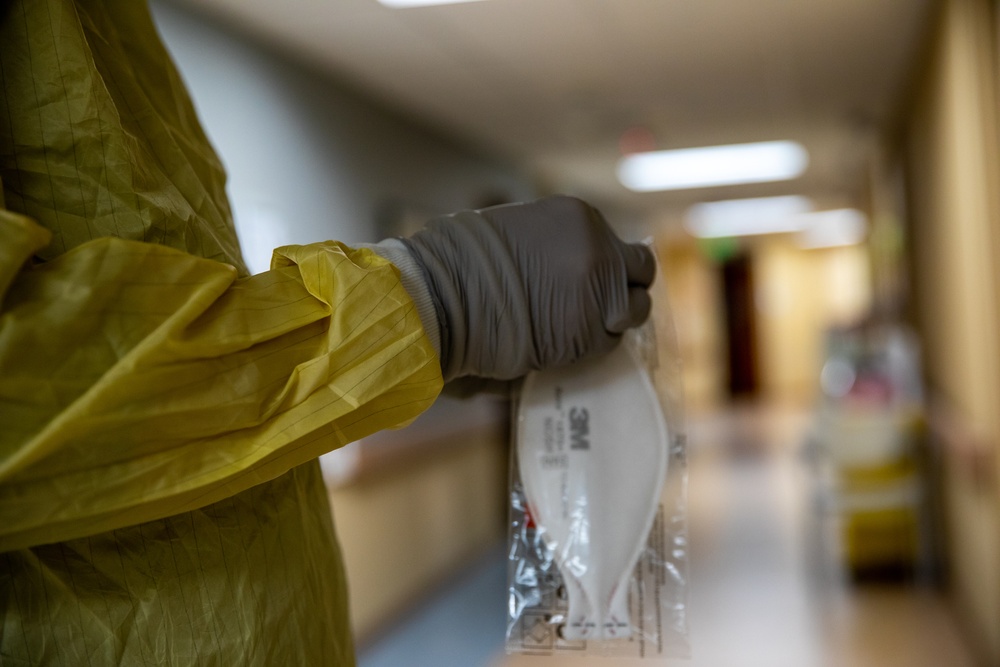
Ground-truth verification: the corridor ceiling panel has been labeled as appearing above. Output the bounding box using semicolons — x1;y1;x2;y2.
176;0;933;214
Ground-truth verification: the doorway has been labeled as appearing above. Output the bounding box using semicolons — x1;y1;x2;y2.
721;253;760;398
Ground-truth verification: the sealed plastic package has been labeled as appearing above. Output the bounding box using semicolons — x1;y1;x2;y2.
505;276;689;659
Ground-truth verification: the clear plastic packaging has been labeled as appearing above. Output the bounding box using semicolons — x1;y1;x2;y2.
505;284;689;659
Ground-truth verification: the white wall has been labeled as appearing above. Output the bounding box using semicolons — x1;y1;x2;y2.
151;1;534;273
147;6;531;638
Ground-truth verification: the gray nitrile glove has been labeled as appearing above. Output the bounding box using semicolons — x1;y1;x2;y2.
397;195;656;381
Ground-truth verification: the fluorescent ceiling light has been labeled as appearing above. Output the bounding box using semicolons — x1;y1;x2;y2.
617;140;809;192
796;209;868;248
685;195;814;238
685;200;869;246
378;0;486;7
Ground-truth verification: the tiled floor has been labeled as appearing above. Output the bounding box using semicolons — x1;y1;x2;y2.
359;404;978;667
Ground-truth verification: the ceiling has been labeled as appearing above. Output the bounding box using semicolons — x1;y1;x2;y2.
175;0;933;221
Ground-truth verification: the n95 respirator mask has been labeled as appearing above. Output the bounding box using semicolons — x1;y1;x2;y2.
516;340;669;641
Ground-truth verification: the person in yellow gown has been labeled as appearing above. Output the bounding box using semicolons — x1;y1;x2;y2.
0;1;655;664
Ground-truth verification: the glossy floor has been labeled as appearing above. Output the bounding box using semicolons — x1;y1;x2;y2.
359;404;978;667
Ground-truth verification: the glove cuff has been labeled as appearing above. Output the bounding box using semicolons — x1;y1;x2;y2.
359;239;442;364
399;211;536;381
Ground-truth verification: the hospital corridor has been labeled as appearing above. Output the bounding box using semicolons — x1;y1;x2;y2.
358;404;977;667
4;0;1000;665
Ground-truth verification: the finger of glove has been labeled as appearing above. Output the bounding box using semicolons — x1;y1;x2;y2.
608;287;653;334
620;242;657;286
629;285;653;327
604;285;653;334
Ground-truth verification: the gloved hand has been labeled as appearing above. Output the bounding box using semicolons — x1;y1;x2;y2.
397;195;656;381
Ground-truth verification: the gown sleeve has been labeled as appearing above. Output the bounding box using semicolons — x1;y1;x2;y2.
0;207;443;551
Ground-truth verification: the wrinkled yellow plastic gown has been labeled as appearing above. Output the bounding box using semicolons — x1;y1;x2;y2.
0;1;443;664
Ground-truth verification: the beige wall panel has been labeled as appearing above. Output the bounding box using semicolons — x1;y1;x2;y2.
658;242;726;413
329;434;507;641
904;0;1000;659
755;241;871;404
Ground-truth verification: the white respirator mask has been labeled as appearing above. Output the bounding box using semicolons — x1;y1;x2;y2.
516;340;669;641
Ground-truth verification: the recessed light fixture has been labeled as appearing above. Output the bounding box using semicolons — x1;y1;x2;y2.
685;199;869;247
684;195;815;238
378;0;486;7
617;140;809;192
796;209;868;248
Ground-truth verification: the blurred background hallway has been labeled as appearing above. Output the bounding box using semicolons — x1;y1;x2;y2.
149;0;1000;663
355;403;976;667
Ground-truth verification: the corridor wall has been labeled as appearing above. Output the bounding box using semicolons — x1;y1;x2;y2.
900;0;1000;661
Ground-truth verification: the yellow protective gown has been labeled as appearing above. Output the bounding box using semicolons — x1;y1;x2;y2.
0;1;444;664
